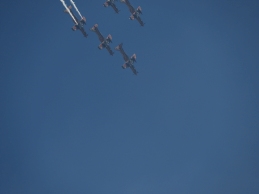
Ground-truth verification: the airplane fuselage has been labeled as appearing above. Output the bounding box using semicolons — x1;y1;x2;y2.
101;40;110;48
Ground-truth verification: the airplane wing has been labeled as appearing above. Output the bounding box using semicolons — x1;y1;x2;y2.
124;0;135;13
80;17;86;25
131;54;136;62
72;25;77;31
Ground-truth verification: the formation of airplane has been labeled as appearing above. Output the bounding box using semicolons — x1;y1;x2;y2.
90;24;114;56
60;0;144;75
115;43;138;75
103;0;119;13
103;0;144;26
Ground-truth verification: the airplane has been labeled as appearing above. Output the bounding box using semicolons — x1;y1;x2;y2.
115;43;138;75
64;5;88;37
120;0;144;26
103;0;119;13
90;24;114;55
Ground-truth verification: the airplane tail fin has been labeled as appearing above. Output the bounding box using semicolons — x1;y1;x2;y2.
64;5;72;13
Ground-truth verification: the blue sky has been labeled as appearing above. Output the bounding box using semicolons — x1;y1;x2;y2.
1;0;259;193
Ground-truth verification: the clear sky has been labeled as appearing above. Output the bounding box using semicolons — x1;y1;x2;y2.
1;0;259;193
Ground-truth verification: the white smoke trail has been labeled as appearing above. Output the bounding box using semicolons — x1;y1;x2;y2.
60;0;78;25
70;0;83;19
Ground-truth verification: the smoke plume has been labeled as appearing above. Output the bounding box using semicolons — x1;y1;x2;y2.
70;0;83;19
60;0;78;24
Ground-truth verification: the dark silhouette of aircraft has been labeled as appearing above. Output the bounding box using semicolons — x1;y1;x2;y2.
120;0;144;26
64;5;88;37
115;43;138;75
103;0;119;13
90;24;114;55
